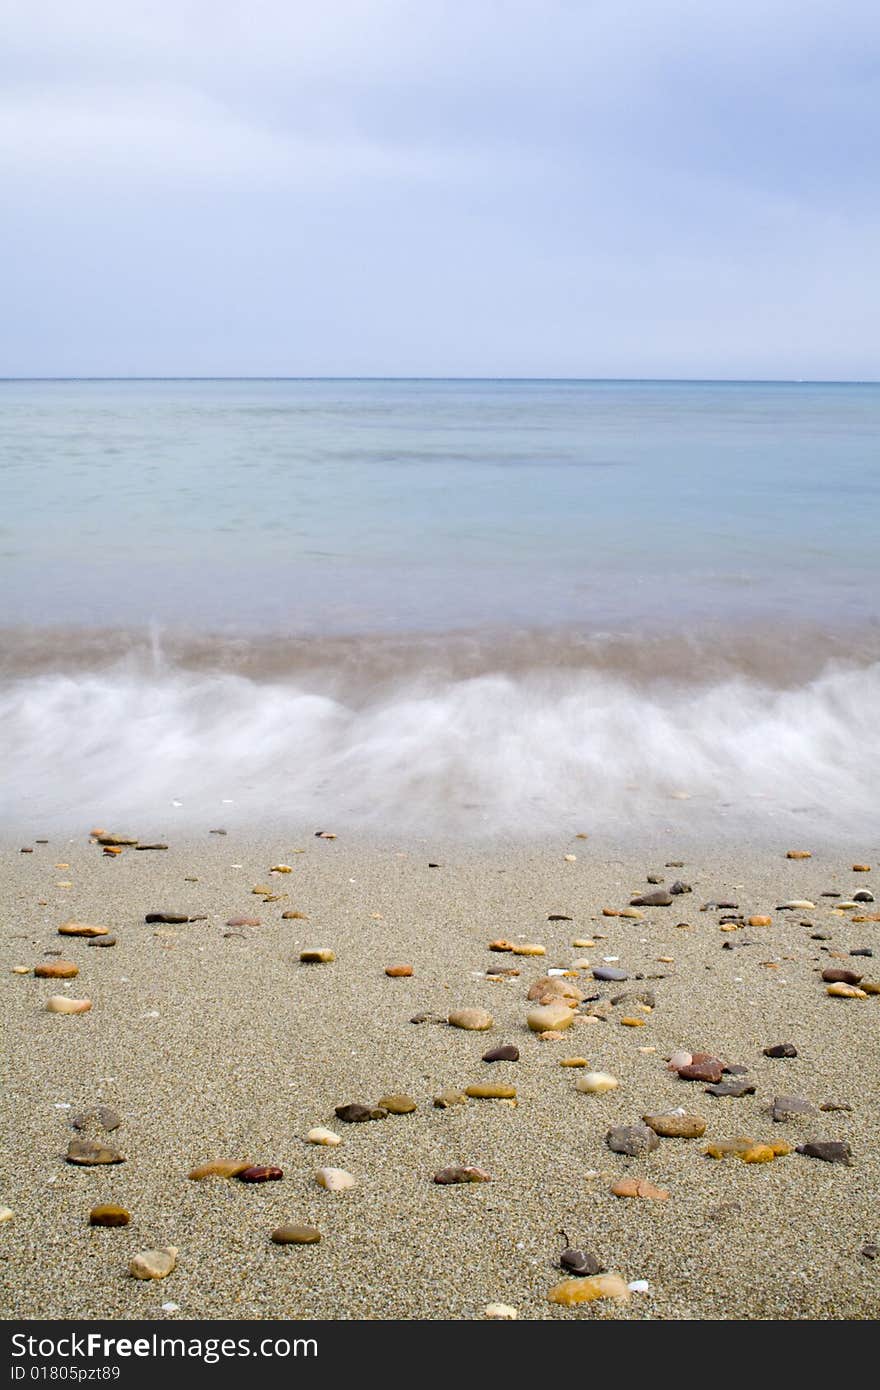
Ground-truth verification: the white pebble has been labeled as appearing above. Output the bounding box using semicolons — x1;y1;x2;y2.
0;1207;13;1223
484;1303;518;1319
306;1128;342;1147
161;1302;179;1313
628;1280;650;1293
315;1167;355;1191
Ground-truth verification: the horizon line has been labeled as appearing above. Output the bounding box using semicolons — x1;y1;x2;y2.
1;375;879;385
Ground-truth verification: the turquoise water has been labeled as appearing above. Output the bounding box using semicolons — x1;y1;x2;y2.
1;379;878;838
1;378;878;632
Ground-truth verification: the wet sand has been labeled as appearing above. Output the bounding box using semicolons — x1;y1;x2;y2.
1;832;878;1320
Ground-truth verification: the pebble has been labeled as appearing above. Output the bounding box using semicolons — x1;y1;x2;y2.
465;1084;516;1100
786;850;812;859
89;1204;130;1227
434;1090;469;1108
592;965;628;982
510;943;545;956
769;1096;817;1122
66;1139;124;1165
527;977;584;1003
559;1057;590;1067
385;964;413;977
576;1072;619;1094
482;1045;520;1062
527;1002;574;1032
763;1043;798;1058
704;1079;756;1097
748;916;773;927
88;936;116;947
827;982;868;998
376;1094;417;1114
239;1166;283;1182
852;864;871;872
620;1016;646;1027
484;1303;518;1319
0;1208;13;1223
335;1104;387;1122
704;1137;791;1161
433;1166;492;1184
677;1057;725;1083
306;1128;342;1146
130;1248;177;1280
630;891;673;907
145;912;192;924
822;967;862;985
271;1225;321;1244
643;1112;707;1138
777;900;815;910
315;1167;356;1191
606;1124;660;1157
189;1160;252;1179
611;1178;669;1201
281;910;308;919
227;916;261;928
46;996;92;1015
58;922;108;937
448;1009;494;1031
548;1275;631;1305
489;939;515;951
796;1141;853;1165
560;1247;603;1276
300;948;335;963
34;962;78;979
853;890;874;902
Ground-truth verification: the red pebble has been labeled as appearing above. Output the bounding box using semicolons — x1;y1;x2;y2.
238;1165;283;1183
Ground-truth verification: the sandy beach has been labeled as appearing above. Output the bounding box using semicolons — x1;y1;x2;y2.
2;830;877;1321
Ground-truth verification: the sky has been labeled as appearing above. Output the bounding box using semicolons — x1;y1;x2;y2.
2;0;879;379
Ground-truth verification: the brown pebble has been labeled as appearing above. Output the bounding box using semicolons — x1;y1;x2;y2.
238;1165;283;1182
611;1178;669;1201
227;916;261;928
433;1166;492;1184
482;1045;520;1062
464;1083;517;1100
34;961;78;979
66;1139;124;1166
385;964;413;977
786;850;812;859
281;910;308;919
89;1204;130;1227
271;1225;321;1245
189;1160;253;1180
852;864;871;872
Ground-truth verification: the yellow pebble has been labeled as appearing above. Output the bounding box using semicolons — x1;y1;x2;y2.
620;1016;646;1027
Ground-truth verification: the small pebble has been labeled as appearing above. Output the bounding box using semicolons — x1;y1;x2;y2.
576;1072;619;1094
46;996;91;1015
482;1045;520;1063
271;1225;321;1244
89;1204;130;1227
306;1128;342;1146
238;1165;283;1182
130;1248;177;1280
448;1009;494;1031
315;1167;356;1191
300;948;335;964
484;1303;518;1319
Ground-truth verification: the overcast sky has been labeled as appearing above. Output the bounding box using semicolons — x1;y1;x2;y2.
2;0;879;378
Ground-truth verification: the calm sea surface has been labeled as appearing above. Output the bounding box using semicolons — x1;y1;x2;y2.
1;378;878;634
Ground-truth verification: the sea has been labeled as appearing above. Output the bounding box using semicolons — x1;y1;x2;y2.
1;378;878;841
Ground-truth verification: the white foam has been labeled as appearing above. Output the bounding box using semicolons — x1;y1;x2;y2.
1;657;877;839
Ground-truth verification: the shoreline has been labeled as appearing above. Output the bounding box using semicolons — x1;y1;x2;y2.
3;831;878;1319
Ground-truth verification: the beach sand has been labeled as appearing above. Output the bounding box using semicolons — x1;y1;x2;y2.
1;832;877;1320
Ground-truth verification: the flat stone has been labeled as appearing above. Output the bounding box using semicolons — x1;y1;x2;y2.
548;1275;631;1305
271;1225;321;1244
315;1167;355;1191
448;1009;493;1031
89;1204;130;1227
630;891;673;907
433;1166;492;1184
822;967;863;985
135;844;168;851
527;1001;574;1032
770;1096;817;1122
305;1128;342;1146
606;1124;659;1157
559;1057;590;1067
482;1045;520;1062
46;996;92;1015
827;982;868;998
704;1079;756;1098
678;1057;725;1083
796;1141;853;1165
34;962;78;979
576;1072;619;1094
510;943;546;957
643;1112;706;1138
226;916;261;927
58;922;107;937
97;835;138;847
777;900;815;911
763;1043;798;1058
465;1083;516;1100
300;948;335;963
335;1103;387;1123
786;850;812;859
385;964;413;977
376;1094;417;1114
87;936;116;947
238;1165;283;1182
145;913;190;924
749;916;773;927
591;966;628;982
819;1101;852;1113
66;1139;124;1165
281;910;308;919
611;1178;669;1201
130;1247;177;1280
189;1160;252;1179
